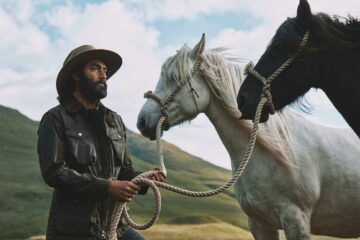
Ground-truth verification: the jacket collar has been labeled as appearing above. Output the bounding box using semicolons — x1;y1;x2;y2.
62;94;107;113
61;94;116;127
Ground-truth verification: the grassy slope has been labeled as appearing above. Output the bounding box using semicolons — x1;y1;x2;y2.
142;224;360;240
28;223;360;240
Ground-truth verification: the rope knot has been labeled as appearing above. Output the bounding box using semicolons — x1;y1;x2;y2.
144;91;153;99
262;83;271;92
244;61;254;76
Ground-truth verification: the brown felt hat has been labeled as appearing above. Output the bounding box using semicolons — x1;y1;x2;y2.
56;45;122;95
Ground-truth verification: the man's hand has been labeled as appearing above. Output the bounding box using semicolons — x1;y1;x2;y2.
108;180;140;202
151;168;166;182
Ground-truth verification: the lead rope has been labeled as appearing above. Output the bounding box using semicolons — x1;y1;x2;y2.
109;31;310;240
108;96;266;240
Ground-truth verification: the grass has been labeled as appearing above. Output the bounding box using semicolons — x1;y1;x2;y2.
28;223;360;240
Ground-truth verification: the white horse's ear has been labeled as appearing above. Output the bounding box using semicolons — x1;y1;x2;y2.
190;33;206;59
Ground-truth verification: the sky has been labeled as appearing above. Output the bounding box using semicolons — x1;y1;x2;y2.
0;0;359;169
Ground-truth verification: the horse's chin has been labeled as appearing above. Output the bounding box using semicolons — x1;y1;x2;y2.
259;112;270;123
241;107;270;123
144;129;166;141
259;106;271;123
240;108;270;123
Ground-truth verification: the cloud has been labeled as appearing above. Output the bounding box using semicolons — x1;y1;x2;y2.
163;115;232;169
124;0;239;22
209;26;270;61
0;2;50;59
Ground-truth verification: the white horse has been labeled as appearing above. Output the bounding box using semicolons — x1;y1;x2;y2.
137;35;360;240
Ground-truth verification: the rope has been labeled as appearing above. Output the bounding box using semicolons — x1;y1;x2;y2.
108;94;266;240
109;32;310;239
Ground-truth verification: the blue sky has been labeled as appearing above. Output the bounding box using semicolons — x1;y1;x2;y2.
0;0;358;169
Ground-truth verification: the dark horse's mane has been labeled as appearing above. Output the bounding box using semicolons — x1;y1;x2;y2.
269;13;360;113
271;13;360;53
309;13;360;50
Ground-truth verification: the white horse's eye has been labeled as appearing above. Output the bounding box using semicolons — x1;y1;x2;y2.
169;74;177;82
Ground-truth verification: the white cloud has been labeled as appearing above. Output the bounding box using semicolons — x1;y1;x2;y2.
163;115;232;169
125;0;239;21
0;6;51;71
45;4;79;30
209;26;270;61
0;66;57;120
0;68;54;87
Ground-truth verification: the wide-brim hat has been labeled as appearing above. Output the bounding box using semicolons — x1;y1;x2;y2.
56;45;122;95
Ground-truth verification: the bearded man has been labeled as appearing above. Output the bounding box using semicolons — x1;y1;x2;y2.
37;45;165;240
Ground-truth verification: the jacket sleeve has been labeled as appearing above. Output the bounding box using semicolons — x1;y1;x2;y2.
116;118;148;195
37;111;109;200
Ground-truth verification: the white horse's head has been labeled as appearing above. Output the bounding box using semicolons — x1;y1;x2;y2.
137;34;211;140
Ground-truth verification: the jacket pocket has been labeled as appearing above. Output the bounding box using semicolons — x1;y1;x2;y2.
108;130;125;166
52;196;97;237
65;130;97;167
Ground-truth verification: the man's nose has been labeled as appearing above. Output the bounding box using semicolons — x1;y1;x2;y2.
99;69;107;80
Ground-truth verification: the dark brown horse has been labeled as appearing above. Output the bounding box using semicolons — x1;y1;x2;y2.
237;0;360;137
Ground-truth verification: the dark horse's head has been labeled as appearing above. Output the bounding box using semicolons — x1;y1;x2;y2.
237;0;360;122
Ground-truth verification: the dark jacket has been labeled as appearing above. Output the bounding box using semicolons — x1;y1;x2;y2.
37;97;146;240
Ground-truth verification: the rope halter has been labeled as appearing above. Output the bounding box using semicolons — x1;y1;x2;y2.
144;56;202;129
244;31;310;114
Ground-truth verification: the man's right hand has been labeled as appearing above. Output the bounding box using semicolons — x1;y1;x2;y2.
108;180;140;202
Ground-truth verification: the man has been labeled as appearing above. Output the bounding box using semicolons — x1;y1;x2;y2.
37;45;165;240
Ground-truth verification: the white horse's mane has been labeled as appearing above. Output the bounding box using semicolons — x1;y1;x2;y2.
163;45;295;171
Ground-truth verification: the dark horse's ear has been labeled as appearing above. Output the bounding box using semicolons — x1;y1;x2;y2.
296;0;312;27
190;33;205;60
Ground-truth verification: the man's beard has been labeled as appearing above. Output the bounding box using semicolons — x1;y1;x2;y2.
78;74;107;102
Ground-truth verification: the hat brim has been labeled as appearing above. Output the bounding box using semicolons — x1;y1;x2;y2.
56;49;122;95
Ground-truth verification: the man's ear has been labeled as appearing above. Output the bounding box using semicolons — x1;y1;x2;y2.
72;72;80;81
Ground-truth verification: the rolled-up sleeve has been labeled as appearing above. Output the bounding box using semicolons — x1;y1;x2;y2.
37;111;109;199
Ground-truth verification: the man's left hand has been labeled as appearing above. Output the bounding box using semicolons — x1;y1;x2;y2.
151;168;166;182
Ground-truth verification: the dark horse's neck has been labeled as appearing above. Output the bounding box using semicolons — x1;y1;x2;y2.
319;48;360;137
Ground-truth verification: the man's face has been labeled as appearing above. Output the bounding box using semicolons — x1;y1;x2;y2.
76;59;109;101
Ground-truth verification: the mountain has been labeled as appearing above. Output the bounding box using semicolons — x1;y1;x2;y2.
0;105;246;239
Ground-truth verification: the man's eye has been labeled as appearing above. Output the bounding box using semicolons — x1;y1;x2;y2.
90;66;100;71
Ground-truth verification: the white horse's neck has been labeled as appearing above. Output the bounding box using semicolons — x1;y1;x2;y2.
204;95;258;170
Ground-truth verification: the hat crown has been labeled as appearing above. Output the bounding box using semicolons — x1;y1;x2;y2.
63;45;95;66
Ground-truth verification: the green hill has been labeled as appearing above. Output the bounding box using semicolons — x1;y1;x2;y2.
0;105;246;239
